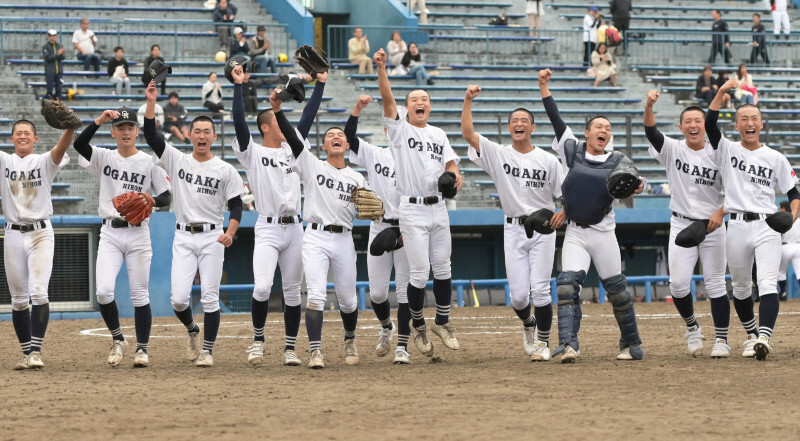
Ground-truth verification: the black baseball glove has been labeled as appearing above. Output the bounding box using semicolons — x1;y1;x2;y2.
294;45;330;79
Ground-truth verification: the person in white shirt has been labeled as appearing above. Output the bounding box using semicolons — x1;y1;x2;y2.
772;0;791;39
583;6;601;66
777;200;800;301
72;18;100;72
202;72;225;114
386;31;408;75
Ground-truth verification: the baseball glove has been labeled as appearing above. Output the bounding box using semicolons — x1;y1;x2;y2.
294;45;330;79
351;187;385;221
766;211;794;234
606;161;641;199
112;192;155;226
40;98;81;130
523;208;556;238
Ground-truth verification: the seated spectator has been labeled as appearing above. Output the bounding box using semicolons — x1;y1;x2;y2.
142;44;167;95
591;43;617;87
695;65;718;104
72;18;100;72
138;101;164;135
402;42;433;86
348;27;373;74
716;70;734;108
214;0;238;51
249;25;276;73
386;31;408;75
735;64;758;105
164;91;190;142
107;46;131;100
242;72;259;117
229;27;250;60
202;72;225;114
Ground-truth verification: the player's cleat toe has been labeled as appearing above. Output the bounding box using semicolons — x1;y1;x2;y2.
195;349;214;367
282;350;302;366
107;339;128;367
14;352;44;370
411;324;434;357
560;345;577;364
617;344;644;361
133;349;149;368
753;336;772;361
430;322;459;350
187;331;201;361
684;325;704;357
710;339;731;358
375;322;395;357
344;340;359;365
393;347;412;364
742;334;758;358
522;326;537;356
530;340;551;362
308;349;325;369
246;341;266;365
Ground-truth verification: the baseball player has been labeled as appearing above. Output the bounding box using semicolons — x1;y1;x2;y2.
373;48;463;359
73;107;171;368
143;80;246;367
270;83;367;369
777;200;800;301
345;95;413;364
706;78;799;360
772;0;790;39
230;64;322;366
461;84;563;362
643;91;732;358
539;68;645;362
2;121;72;370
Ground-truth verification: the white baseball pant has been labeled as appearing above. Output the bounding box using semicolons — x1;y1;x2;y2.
95;225;153;307
668;216;728;299
367;221;410;304
504;220;556;309
727;219;781;299
170;228;225;313
302;227;358;313
778;243;800;282
561;223;622;279
252;217;303;307
399;199;452;288
773;10;791;35
3;223;54;310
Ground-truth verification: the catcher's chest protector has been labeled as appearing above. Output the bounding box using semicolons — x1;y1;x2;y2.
560;139;622;225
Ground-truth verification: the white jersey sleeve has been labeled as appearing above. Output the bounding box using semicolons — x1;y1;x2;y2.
231;135;254;167
296;149;365;229
223;163;247;201
150;164;171;196
653;137;724;218
349;139;401;219
648;135;674;166
774;154;799;195
0;151;69;223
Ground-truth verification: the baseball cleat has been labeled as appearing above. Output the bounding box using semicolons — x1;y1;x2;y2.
530;341;551;362
742;334;758;358
710;339;731;358
753;336;772;361
344;340;359;365
393;347;411;364
195;349;214;367
107;339;128;367
186;331;201;361
523;326;537;356
14;352;44;370
133;349;149;368
246;341;266;365
430;322;460;350
282;350;302;366
560;345;577;364
411;323;434;357
617;344;644;360
375;322;395;357
308;349;325;369
684;325;704;357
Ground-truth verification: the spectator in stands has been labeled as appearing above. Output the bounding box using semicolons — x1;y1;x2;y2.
773;0;791;40
609;0;631;53
526;0;545;38
72;18;100;72
229;27;250;60
386;31;408;75
138;101;164;135
402;42;434;86
408;0;429;25
709;9;731;65
591;43;617;87
715;70;734;107
142;44;167;95
214;0;238;51
349;28;373;75
750;14;771;65
735;64;758;105
107;46;131;100
42;29;65;100
695;65;718;104
164;92;190;143
249;25;276;73
202;72;225;114
583;6;601;66
241;71;259;117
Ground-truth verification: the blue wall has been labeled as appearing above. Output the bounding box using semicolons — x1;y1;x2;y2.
256;0;315;46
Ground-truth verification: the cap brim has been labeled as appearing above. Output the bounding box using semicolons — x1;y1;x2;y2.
112;120;140;126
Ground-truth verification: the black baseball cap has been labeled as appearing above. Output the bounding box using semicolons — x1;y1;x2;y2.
112;107;139;126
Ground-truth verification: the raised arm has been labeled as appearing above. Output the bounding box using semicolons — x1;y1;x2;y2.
538;68;567;141
706;78;738;148
346;94;372;155
231;65;251;151
643;90;664;152
73;109;118;161
50;128;75;165
143;80;166;157
297;71;328;138
271;89;305;158
461;85;482;152
374;49;397;120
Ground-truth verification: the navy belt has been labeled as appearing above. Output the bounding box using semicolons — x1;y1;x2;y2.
6;220;46;233
266;215;302;224
177;223;217;234
382;217;399;226
104;219;139;228
730;212;765;222
408;196;440;205
311;223;348;233
505;216;528;225
672;212;704;222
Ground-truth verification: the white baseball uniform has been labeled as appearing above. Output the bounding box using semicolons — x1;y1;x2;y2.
772;0;790;36
156;142;245;312
0;151;69;310
468;135;563;308
79;147;170;307
649;137;727;299
778;219;800;282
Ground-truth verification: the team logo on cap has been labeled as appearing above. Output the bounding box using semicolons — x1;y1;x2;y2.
121;111;129;119
149;68;156;77
229;60;239;68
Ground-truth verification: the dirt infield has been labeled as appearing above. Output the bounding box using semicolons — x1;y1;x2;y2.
2;301;800;440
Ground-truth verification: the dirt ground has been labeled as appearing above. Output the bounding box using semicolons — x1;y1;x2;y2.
2;301;800;441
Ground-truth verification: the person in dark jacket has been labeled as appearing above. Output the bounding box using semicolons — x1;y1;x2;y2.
710;9;731;64
141;44;166;95
695;65;717;104
402;42;433;86
241;71;259;116
42;29;65;100
750;13;770;65
213;0;238;50
609;0;632;52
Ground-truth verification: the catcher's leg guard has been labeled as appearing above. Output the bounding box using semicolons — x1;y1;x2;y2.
602;274;643;358
554;270;586;356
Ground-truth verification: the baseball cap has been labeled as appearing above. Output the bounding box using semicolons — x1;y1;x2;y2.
233;27;243;35
257;25;266;32
47;29;58;36
112;107;139;126
589;6;598;11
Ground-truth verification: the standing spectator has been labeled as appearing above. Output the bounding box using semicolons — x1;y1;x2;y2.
164;92;190;143
583;6;601;66
142;44;167;95
407;0;429;25
750;13;771;65
214;0;238;51
348;27;373;74
72;18;100;72
709;9;731;64
107;46;131;100
202;72;225;114
609;0;631;53
386;31;408;75
735;63;758;105
402;42;434;86
772;0;791;40
695;65;718;104
241;71;259;117
591;43;617;87
42;29;65;100
526;0;545;38
229;27;250;60
249;25;276;73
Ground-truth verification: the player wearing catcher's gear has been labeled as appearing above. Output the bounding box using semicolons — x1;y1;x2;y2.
644;90;732;358
461;84;564;362
3;120;72;370
374;48;463;359
777;201;800;301
706;78;800;361
271;78;368;369
73;107;171;368
539;68;646;363
143;80;246;367
345;95;413;364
